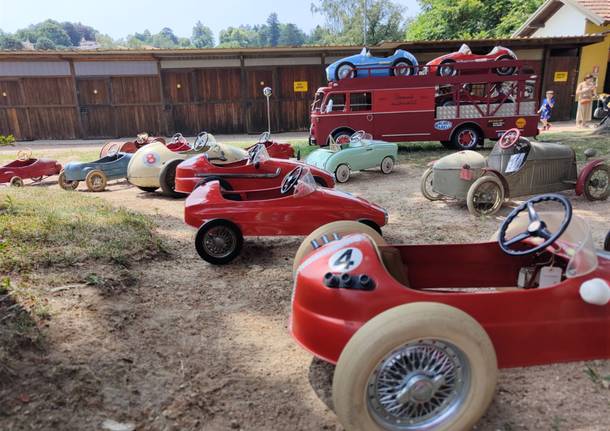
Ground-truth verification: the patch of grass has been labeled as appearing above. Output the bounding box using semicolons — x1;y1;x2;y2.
584;364;610;389
0;188;167;274
0;149;100;164
538;131;610;162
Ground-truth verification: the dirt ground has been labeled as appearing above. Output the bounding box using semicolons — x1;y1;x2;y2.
1;148;609;430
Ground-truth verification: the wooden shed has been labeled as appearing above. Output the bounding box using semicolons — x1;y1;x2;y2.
0;35;603;140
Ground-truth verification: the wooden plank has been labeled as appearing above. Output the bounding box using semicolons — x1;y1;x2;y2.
0;80;24;106
21;77;75;106
27;107;78;139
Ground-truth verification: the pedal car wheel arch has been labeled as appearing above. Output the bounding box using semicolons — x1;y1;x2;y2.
332;302;497;431
583;164;609;201
194;176;234;191
420;167;443;201
159;159;187;198
380;156;394;174
466;175;505;216
9;176;23;187
58;170;79;190
195;219;243;265
293;220;386;276
85;170;108;192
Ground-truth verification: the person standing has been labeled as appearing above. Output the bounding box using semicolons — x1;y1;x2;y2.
576;74;597;127
538;90;555;131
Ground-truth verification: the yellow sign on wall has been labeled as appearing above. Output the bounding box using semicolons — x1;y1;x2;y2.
294;81;308;92
554;71;568;82
515;117;527;128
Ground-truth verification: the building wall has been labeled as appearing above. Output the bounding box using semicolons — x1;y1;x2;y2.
577;21;610;92
532;4;587;37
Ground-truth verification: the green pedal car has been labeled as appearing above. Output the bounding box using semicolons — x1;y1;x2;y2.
305;131;398;183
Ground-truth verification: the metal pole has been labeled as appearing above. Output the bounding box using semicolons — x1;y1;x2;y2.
263;86;272;134
363;0;367;46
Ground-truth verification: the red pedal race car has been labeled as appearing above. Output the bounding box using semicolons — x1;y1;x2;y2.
184;166;387;264
427;44;518;77
175;143;334;195
245;131;295;159
0;149;62;186
290;194;610;431
99;133;165;158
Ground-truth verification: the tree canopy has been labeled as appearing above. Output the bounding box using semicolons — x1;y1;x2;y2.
406;0;544;40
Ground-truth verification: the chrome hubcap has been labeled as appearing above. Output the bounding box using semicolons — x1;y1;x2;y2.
382;158;393;173
338;65;353;79
203;226;236;258
367;340;469;430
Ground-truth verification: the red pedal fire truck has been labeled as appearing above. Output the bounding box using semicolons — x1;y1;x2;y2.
309;60;540;150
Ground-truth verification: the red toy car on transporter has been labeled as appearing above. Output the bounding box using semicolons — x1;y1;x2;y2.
175;143;334;195
290;194;610;431
184;166;387;264
0;149;61;186
427;44;518;77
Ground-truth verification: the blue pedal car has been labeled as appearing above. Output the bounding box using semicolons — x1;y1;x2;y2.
58;152;133;192
326;48;419;81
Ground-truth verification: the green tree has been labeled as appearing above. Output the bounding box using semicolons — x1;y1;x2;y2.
267;13;280;46
36;20;72;47
406;0;543;40
34;37;56;50
218;26;259;47
311;0;405;45
191;21;214;48
61;21;97;46
0;33;24;50
279;23;306;46
307;25;333;45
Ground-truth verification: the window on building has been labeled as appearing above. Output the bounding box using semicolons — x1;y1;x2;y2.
349;92;372;111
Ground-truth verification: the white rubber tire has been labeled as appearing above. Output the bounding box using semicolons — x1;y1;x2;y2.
333;302;498;431
466;175;505;216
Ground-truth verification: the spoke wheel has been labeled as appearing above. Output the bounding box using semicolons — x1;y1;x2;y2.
583;165;609;201
381;157;394;174
392;60;412;76
195;220;243;265
466;175;504;216
335;164;351;183
333;302;497;431
85;170;107;192
420;168;442;201
58;171;79;191
367;340;469;430
9;176;23;187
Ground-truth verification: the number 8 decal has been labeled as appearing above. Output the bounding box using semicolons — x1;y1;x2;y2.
329;247;363;272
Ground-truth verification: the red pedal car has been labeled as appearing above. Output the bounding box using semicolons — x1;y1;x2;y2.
0;149;61;186
175;143;334;195
99;133;165;157
427;44;518;77
290;194;610;431
245;132;295;159
184;166;387;264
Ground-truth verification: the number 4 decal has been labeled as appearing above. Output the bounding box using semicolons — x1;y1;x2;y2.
329;247;363;272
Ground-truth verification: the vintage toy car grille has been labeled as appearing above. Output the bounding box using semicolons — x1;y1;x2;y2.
437;101;535;119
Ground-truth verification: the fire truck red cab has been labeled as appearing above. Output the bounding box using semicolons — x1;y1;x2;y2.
309;60;540;150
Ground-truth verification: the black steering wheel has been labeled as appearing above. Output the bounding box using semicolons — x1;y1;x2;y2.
193;132;209;151
281;166;303;194
498;194;572;256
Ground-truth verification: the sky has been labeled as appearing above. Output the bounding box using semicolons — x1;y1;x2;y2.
0;0;420;41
